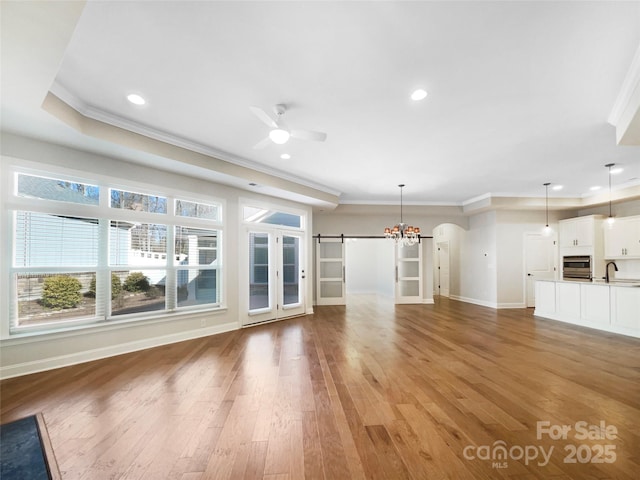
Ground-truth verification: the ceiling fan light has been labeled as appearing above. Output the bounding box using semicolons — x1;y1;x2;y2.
269;128;290;144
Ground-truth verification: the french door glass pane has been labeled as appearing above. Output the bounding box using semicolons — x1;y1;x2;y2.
399;261;419;277
282;235;299;306
320;242;342;259
399;279;420;297
399;243;419;259
320;261;342;278
320;281;343;298
249;232;270;310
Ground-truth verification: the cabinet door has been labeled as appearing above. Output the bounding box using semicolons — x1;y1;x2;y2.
580;284;610;326
559;220;576;248
626;218;640;256
574;217;594;247
611;287;640;331
534;281;556;314
556;282;581;321
604;220;625;258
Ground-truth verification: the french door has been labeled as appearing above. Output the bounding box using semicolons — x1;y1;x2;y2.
244;229;305;326
395;242;423;304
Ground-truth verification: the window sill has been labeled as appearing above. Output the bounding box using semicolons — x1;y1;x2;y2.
1;306;229;346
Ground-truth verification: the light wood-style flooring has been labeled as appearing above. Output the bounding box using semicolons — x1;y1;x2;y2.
1;296;639;479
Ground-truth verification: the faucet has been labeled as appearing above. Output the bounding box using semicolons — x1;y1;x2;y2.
605;261;618;283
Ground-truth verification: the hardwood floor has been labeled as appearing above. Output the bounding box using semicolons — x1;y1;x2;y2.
1;296;639;479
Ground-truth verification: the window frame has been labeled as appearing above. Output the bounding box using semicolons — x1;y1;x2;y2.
5;167;226;336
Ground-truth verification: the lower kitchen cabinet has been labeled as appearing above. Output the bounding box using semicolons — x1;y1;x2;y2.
534;280;640;338
580;284;610;326
611;286;640;331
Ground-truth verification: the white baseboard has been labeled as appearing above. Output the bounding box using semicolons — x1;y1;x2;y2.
497;302;526;309
450;295;498;309
533;310;640;339
422;298;435;304
0;321;238;380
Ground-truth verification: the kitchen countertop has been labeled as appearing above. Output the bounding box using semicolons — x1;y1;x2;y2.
537;279;640;287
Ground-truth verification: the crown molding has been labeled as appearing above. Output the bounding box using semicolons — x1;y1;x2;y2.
48;82;341;198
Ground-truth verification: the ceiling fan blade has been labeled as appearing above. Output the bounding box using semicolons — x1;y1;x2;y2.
290;129;327;142
250;106;278;128
252;137;272;149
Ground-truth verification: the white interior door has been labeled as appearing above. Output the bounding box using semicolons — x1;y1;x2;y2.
245;229;305;326
395;242;422;304
525;232;557;307
437;242;450;297
316;239;345;305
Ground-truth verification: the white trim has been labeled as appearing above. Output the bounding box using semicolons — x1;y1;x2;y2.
422;298;435;304
533;310;640;339
450;295;498;309
0;320;239;380
497;302;526;309
49;82;341;198
608;42;640;126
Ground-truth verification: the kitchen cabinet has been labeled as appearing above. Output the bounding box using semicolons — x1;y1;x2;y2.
559;216;598;248
604;216;640;258
611;286;640;331
555;281;581;321
559;215;605;280
534;280;640;338
580;283;610;326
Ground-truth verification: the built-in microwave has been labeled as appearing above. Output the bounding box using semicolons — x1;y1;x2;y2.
562;255;592;281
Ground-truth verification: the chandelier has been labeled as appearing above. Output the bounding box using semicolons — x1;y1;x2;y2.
384;184;421;246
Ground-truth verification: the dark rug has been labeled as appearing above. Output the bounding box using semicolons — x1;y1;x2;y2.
0;413;61;480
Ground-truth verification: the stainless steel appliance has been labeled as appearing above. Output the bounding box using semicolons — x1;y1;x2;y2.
562;255;592;281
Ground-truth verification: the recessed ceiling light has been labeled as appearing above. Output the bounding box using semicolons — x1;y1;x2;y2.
590;186;601;191
280;153;291;160
610;167;624;175
552;185;563;191
127;93;146;105
411;89;428;101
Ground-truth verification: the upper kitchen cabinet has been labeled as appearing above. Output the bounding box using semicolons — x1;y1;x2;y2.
604;216;640;258
559;215;604;255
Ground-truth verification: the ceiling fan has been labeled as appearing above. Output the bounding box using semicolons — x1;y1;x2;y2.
250;104;327;149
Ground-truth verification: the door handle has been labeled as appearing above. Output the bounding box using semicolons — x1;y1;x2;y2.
527;273;533;276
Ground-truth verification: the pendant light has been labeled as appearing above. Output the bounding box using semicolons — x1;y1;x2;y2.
542;182;552;236
605;163;615;227
384;184;421;246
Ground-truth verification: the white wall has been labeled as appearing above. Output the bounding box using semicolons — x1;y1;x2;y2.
0;133;314;378
345;239;394;297
459;211;498;307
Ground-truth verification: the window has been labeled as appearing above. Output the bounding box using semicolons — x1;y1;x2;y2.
110;189;167;213
17;173;99;205
13;212;99;328
175;226;220;308
175;199;219;221
243;206;302;228
7;171;223;333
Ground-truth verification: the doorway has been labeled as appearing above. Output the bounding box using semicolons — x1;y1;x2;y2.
244;228;305;326
436;241;450;297
524;232;557;307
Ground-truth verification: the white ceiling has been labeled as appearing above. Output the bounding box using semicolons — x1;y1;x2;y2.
2;1;640;207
